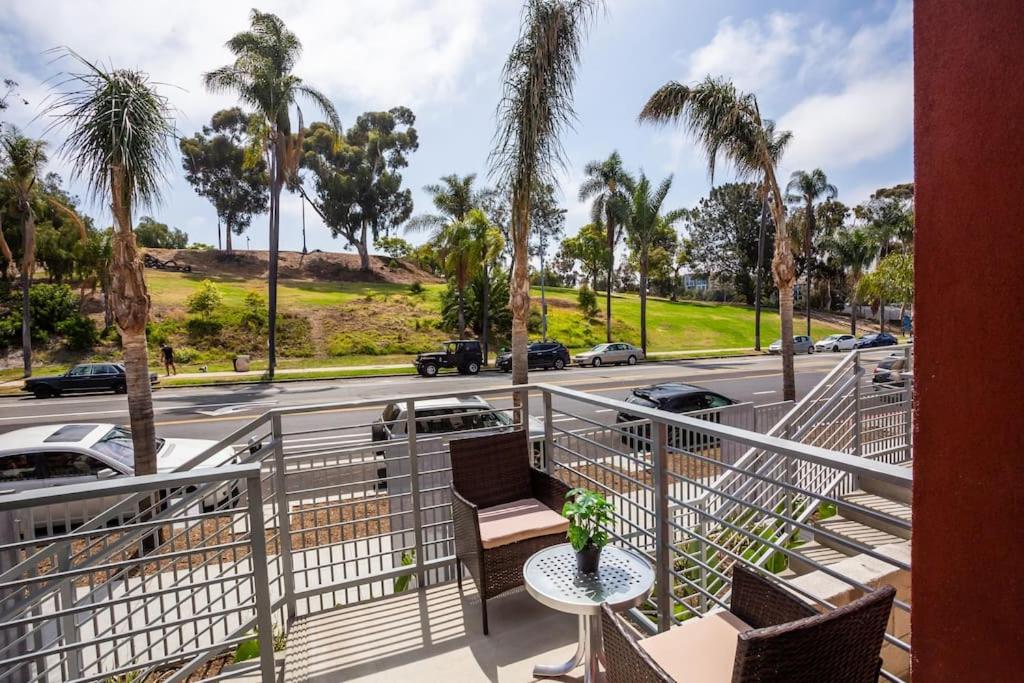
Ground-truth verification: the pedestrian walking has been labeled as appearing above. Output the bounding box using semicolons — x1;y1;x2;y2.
161;343;177;376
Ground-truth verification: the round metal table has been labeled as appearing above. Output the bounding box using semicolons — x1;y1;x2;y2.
523;544;654;682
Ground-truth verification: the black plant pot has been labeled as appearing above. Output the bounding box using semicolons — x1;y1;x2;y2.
576;543;602;574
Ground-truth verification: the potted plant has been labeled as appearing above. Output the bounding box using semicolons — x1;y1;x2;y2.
562;487;613;574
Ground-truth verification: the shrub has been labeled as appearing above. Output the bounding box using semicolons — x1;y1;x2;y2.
186;280;222;319
29;283;78;333
186;317;223;340
409;281;424;295
56;315;98;351
239;291;267;332
577;285;598;320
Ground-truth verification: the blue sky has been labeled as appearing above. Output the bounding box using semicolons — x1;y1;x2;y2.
0;0;912;255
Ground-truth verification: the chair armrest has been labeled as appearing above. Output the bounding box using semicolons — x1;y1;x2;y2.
530;468;571;514
450;484;483;559
729;563;817;629
600;605;672;683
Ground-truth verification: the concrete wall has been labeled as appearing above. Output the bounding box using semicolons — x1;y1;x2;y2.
913;1;1024;679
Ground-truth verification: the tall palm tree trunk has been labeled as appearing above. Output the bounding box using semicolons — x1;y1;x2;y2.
804;199;814;336
481;263;490;365
640;252;649;355
850;289;858;335
510;191;530;387
19;204;36;377
605;220;614;342
778;283;796;400
267;140;283;379
754;197;767;350
457;286;467;338
110;169;157;475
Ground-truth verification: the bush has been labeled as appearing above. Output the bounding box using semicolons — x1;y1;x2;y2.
577;285;598;320
30;284;78;333
56;315;98;351
186;280;222;319
239;291;267;332
186;317;223;340
409;281;424;295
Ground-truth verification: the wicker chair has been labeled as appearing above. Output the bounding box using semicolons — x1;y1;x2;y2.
601;564;896;682
450;430;570;635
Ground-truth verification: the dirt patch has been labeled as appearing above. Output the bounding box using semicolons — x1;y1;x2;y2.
144;248;441;285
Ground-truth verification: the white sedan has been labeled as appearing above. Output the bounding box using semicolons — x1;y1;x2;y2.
0;423;238;529
573;342;645;367
815;334;858;352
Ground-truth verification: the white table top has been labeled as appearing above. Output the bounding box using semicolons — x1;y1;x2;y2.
523;544;655;616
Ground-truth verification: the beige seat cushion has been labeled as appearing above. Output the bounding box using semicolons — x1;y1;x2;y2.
477;498;569;550
638;610;750;682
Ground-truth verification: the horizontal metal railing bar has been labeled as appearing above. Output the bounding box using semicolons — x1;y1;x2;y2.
551;441;652;492
292;556;454;600
0;465;260;511
63;635;253;683
552;423;653;469
537;385;911;487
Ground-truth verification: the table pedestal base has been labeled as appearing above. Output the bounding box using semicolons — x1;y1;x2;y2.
533;614;603;682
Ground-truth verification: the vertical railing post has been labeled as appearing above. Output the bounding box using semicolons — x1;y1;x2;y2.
405;400;426;587
652;421;671;632
543;390;554;475
852;354;862;457
270;414;296;621
58;542;82;681
903;346;913;461
246;473;278;683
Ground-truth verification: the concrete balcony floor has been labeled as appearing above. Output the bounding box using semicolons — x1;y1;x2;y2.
285;582;583;682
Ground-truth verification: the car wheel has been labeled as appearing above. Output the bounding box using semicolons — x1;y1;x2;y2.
833;345;839;352
423;364;438;377
467;361;480;375
553;358;565;370
592;357;602;368
627;355;637;366
34;387;53;399
113;382;127;394
807;346;814;354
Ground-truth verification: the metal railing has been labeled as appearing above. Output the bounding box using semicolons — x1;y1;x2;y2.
0;347;913;681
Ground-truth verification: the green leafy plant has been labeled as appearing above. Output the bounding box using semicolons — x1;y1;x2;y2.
393;550;416;593
562;488;613;552
186;279;223;319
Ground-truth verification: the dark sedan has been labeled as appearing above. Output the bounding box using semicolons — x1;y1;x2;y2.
496;341;571;372
615;383;736;448
23;363;159;399
854;332;899;349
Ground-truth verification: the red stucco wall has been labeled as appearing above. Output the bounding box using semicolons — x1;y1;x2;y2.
913;0;1024;678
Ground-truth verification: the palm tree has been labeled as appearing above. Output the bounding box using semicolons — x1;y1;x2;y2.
753;122;791;351
48;51;174;476
579;151;632;342
640;76;799;400
624;172;683;354
786;169;837;335
437;208;505;338
830;227;876;334
491;0;602;387
409;174;479;229
205;10;340;379
0;130;46;377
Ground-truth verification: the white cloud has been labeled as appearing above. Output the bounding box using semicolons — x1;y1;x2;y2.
778;64;912;171
686;13;801;90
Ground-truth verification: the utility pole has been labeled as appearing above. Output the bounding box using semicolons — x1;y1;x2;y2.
539;227;549;341
301;196;308;255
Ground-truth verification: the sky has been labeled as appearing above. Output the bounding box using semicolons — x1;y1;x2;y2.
0;0;913;255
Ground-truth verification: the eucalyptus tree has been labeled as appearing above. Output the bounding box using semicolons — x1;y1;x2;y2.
786;168;837;335
640;76;799;400
299;110;417;271
205;10;340;378
48;51;175;475
579;151;632;341
560;222;608;291
624;173;683;354
491;0;602;387
180;108;268;252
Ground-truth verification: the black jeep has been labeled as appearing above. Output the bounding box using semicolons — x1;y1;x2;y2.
413;340;483;377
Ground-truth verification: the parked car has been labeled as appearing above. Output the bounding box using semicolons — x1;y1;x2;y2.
413;340;483;377
0;423;238;529
371;396;546;487
573;342;645;367
872;354;911;388
495;341;570;372
615;383;737;448
767;335;815;355
855;332;899;349
815;334;857;353
23;363;158;399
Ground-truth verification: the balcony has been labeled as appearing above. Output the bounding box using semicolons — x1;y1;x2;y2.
0;347;912;682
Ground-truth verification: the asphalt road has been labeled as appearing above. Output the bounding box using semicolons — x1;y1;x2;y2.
0;353;845;441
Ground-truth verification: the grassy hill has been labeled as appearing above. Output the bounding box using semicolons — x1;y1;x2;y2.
138;271;845;372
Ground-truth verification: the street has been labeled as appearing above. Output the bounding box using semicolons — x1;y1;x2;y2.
0;353;844;440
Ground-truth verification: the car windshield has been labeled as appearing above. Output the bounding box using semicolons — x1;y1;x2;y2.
91;426;165;470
